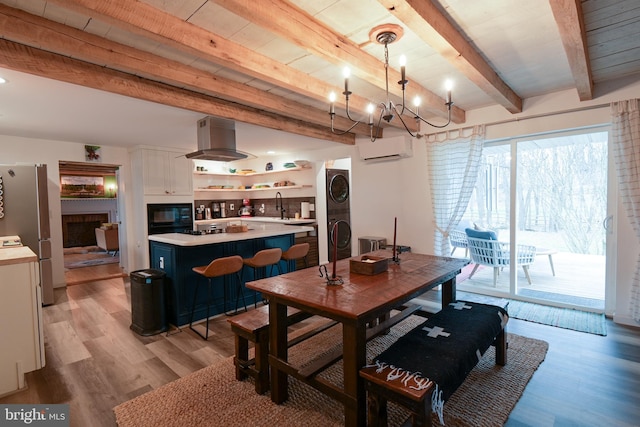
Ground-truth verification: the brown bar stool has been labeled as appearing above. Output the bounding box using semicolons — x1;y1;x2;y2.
190;255;245;340
280;242;310;271
242;248;282;307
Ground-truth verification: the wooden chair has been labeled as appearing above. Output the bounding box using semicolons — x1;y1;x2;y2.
190;255;245;340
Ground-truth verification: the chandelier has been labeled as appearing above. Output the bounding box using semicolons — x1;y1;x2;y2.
329;25;453;142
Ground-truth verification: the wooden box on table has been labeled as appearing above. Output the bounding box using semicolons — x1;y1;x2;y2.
350;255;389;275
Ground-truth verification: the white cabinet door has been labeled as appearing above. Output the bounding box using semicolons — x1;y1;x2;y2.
142;149;170;195
142;149;193;196
170;154;193;196
0;260;42;395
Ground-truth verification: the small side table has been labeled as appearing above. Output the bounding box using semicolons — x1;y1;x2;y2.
536;248;557;276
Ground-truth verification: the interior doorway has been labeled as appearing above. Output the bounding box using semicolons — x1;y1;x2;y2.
59;161;126;285
457;128;609;312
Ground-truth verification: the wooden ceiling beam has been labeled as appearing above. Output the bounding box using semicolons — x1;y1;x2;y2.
0;39;355;145
549;0;594;101
47;0;402;133
213;0;463;126
0;3;370;138
378;0;523;114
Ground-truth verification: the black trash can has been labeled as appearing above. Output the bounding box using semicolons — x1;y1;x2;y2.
130;269;168;336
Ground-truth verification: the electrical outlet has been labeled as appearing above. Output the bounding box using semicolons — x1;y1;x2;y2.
159;256;164;269
229;203;235;211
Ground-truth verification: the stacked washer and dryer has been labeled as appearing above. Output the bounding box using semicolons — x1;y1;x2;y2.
326;169;352;261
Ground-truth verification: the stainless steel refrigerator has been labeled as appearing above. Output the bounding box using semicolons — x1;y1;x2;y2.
0;164;54;305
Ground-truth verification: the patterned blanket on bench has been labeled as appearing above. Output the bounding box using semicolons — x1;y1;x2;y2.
369;301;508;424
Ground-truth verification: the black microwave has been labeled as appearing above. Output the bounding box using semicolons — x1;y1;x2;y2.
147;203;194;235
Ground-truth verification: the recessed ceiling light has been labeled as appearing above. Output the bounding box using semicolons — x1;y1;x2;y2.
267;150;276;154
0;77;6;84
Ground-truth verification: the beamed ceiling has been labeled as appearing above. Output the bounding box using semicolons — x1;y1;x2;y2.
0;0;639;154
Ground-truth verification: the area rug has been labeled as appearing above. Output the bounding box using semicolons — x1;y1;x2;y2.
456;291;607;336
114;317;548;427
507;299;607;336
64;256;119;269
517;288;604;310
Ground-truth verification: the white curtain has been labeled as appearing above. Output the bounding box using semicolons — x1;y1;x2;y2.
611;99;640;323
426;125;485;256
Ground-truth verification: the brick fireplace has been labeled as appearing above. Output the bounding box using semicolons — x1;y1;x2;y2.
62;213;109;248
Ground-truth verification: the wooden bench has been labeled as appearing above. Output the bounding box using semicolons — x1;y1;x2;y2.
360;301;509;427
227;305;335;394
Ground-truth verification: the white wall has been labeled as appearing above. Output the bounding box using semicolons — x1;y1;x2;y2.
350;139;433;254
0;135;132;288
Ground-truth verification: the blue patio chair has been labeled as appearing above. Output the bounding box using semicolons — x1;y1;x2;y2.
465;228;536;287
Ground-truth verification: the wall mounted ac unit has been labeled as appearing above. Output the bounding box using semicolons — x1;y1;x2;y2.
357;136;413;162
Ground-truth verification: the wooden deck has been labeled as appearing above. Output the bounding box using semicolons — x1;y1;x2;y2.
452;251;606;311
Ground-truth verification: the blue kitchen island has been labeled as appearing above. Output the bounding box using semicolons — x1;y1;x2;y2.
148;223;314;326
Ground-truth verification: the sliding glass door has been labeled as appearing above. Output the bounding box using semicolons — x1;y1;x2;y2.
458;128;609;312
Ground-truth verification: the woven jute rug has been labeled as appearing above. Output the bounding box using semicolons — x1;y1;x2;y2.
114;316;548;427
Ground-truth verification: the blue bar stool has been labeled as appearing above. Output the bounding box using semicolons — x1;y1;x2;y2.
190;255;245;340
242;248;282;307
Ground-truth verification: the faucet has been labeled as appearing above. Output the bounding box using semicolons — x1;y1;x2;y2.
275;191;285;219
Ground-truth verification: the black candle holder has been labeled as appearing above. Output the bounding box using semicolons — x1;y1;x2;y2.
319;265;344;286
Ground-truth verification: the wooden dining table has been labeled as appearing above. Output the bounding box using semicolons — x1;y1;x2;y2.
246;250;469;427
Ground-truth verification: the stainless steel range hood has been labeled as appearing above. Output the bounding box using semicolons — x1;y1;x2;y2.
186;117;249;161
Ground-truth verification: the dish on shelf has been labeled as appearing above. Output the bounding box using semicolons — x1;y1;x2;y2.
283;162;296;168
207;185;224;189
238;169;256;175
294;160;311;168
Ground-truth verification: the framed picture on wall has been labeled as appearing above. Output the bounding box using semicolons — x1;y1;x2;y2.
85;145;101;162
60;175;105;198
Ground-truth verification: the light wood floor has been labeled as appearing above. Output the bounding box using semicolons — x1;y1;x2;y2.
63;248;127;285
1;274;639;427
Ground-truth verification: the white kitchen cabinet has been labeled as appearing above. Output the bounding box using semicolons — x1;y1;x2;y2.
129;146;194;271
142;148;193;196
0;245;44;396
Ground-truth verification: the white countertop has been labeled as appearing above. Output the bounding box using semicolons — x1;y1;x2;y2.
0;236;37;266
148;223;314;247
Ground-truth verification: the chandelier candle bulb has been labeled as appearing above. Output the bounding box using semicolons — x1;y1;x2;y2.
445;80;453;104
329;92;336;114
413;96;421;116
343;67;350;95
399;55;407;83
